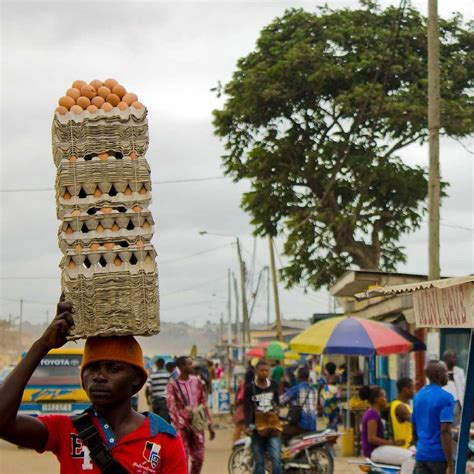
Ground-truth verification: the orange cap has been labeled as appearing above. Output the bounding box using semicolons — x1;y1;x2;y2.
81;336;148;392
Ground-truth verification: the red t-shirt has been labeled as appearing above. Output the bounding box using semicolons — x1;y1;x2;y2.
37;411;187;474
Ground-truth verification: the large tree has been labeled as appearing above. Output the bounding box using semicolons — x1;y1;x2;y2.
213;2;473;290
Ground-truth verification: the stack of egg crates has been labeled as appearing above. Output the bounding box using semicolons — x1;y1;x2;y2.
52;85;159;338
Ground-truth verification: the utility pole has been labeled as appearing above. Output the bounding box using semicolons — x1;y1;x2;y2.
236;238;250;346
268;236;283;342
428;0;441;281
19;299;23;343
227;268;232;348
266;266;270;329
232;272;240;356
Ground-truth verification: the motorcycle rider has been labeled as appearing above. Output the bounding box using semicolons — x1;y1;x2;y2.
244;358;282;474
280;366;317;444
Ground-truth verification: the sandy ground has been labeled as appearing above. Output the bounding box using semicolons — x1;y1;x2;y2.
0;422;363;473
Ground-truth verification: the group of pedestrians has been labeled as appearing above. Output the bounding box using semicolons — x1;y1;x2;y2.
360;352;466;474
146;356;216;474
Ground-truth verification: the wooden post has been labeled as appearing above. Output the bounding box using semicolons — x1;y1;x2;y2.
428;0;441;282
268;236;283;342
236;238;250;345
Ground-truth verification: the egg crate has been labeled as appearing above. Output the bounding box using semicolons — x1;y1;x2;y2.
61;245;157;276
58;202;150;221
52;121;149;166
57;193;152;214
57;178;151;200
58;235;152;254
61;270;159;339
59;215;154;244
59;150;141;163
55;106;147;126
56;156;150;187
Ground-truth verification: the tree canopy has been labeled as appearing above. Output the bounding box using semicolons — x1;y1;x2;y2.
212;2;473;290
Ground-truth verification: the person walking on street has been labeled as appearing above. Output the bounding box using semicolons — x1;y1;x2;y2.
390;377;415;449
320;362;341;431
0;298;187;473
442;350;466;425
271;360;284;385
244;358;282;474
167;356;215;474
412;360;455;474
146;358;171;422
280;366;318;444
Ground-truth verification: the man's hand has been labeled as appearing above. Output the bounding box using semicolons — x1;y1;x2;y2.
446;463;454;474
209;426;216;440
37;297;74;351
392;439;405;447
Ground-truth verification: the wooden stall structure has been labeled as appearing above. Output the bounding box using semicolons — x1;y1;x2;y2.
356;276;473;474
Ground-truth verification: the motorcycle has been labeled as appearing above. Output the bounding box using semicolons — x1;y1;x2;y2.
228;428;341;473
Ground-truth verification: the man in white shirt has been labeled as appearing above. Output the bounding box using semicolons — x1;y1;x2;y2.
442;350;466;425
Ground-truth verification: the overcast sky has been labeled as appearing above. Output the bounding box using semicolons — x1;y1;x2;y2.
0;0;472;330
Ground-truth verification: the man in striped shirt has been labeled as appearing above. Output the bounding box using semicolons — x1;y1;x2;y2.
147;358;171;422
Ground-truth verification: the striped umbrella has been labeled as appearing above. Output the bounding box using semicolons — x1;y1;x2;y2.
289;316;424;356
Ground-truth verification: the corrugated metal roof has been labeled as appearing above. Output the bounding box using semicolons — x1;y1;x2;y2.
355;276;474;301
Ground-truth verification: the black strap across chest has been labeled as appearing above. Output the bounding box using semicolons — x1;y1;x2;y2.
71;413;128;474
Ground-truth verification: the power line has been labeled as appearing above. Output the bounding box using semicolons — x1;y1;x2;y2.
0;176;228;193
161;275;227;297
159;243;234;264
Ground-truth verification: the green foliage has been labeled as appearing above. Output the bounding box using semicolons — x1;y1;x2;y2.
213;3;473;290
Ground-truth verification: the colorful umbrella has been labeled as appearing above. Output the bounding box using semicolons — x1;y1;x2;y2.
283;350;301;361
258;341;288;350
265;342;285;360
289;316;424;356
246;347;265;358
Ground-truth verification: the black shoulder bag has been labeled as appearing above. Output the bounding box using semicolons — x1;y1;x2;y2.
287;387;312;426
71;413;128;474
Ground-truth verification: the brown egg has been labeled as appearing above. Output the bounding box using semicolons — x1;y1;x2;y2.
131;101;144;110
76;96;91;109
91;96;105;107
101;102;113;112
104;242;115;250
63;190;72;200
93;188;103;198
75;244;83;252
136;240;144;248
104;78;118;89
96;224;105;233
98;152;108;160
133;205;142;212
72;80;87;90
69;155;78;161
139;185;147;194
89;79;103;90
101;207;113;214
71;209;81;217
124;186;133;195
129;151;139;160
55;106;68;115
122;92;138;105
142;221;150;229
65;225;74;234
112;84;126;98
81;84;97;99
114;256;123;266
70;105;83;115
87;105;98;113
117;101;128;111
68;260;77;269
111;223;120;231
90;243;100;251
66;88;81;100
97;86;111;98
106;93;120;107
59;96;75;110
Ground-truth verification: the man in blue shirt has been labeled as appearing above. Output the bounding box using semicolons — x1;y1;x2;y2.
280;366;317;444
412;360;455;474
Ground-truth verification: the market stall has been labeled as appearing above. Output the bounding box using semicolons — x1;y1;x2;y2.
356;276;474;474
